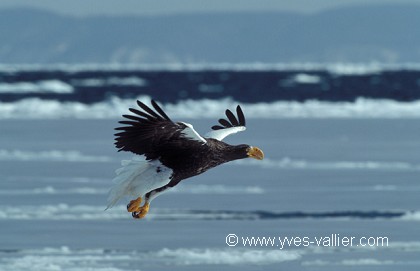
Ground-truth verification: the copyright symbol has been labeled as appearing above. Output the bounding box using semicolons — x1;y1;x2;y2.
226;234;238;246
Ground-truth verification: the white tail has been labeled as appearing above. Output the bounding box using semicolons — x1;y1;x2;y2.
106;156;173;209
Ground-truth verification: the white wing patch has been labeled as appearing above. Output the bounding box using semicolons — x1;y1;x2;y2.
106;156;172;209
179;122;207;144
205;126;246;141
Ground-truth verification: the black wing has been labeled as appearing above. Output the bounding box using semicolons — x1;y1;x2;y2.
115;100;197;159
211;105;246;130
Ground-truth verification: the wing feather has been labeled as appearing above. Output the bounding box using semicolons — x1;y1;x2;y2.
128;108;155;120
205;104;247;141
225;109;239;126
211;125;225;130
115;100;206;159
218;118;232;127
118;121;140;126
236;105;246;126
136;100;163;120
151;100;172;121
122;114;144;122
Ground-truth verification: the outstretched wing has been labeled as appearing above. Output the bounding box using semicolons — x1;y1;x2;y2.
115;100;206;160
205;105;246;141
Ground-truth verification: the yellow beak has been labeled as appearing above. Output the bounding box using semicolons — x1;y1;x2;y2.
247;146;264;160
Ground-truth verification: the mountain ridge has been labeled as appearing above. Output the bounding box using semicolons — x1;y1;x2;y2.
1;4;419;64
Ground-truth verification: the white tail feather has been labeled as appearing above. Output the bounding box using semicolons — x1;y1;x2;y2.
106;156;172;209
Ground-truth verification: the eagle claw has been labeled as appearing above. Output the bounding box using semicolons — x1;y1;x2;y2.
132;203;150;219
127;197;142;212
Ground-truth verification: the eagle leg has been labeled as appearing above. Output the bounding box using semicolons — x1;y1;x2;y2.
127;197;142;212
132;202;150;219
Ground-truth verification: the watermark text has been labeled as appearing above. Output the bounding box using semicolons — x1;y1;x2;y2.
226;233;389;249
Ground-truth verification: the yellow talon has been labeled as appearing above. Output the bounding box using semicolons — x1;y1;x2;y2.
127;197;142;212
132;203;150;219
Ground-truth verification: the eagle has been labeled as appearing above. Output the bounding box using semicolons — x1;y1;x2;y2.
107;100;264;219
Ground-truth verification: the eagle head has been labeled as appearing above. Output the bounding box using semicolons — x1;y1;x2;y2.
223;144;264;161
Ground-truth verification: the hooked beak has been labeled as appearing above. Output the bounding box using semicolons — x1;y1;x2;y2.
247;146;264;160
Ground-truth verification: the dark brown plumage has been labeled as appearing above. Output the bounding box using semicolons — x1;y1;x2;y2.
110;99;264;219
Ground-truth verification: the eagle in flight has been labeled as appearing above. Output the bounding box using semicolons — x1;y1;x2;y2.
107;100;264;219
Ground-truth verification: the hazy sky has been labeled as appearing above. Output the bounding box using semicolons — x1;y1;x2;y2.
1;0;419;16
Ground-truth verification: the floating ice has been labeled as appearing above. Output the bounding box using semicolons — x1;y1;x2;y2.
3;97;420;119
399;211;420;221
341;259;395;265
0;204;414;221
0;246;300;271
154;248;301;265
0;186;109;195
292;73;322;84
234;157;420;171
171;184;264;194
303;258;395;266
71;76;147;87
1;62;417;74
0;149;113;162
0;246;131;271
0;204;126;220
0;80;73;94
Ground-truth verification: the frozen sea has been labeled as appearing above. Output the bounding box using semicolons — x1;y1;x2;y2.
1;116;419;270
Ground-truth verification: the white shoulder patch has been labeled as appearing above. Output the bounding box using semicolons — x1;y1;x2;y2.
179;122;207;144
205;126;246;141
